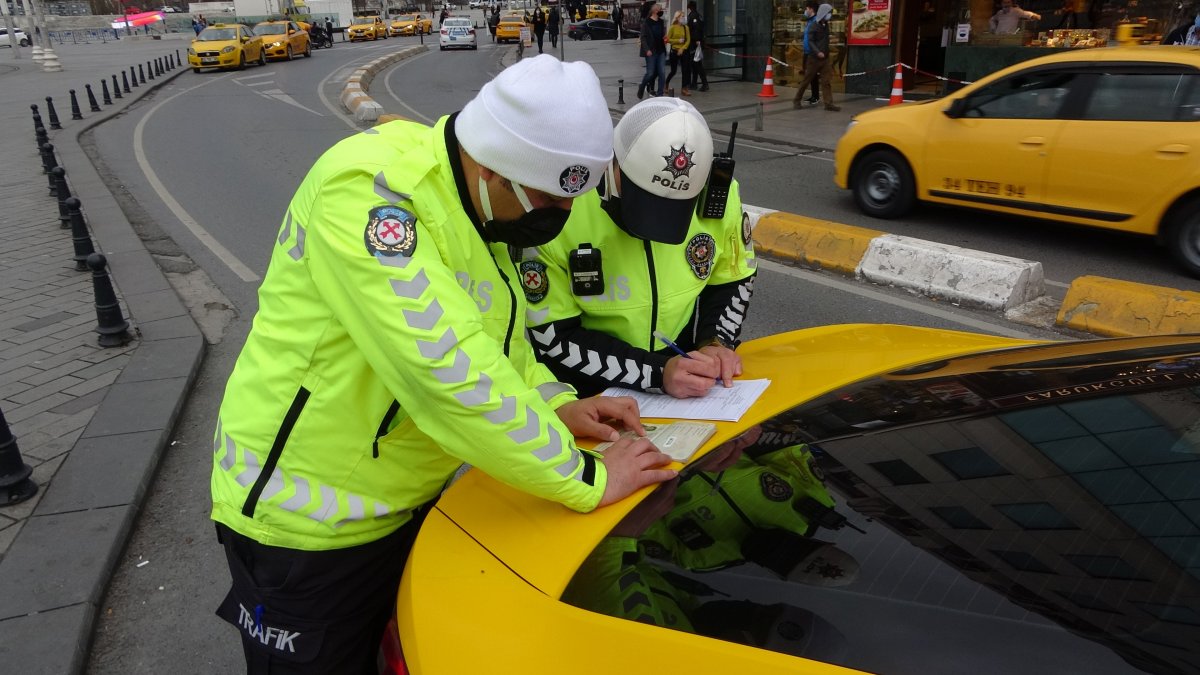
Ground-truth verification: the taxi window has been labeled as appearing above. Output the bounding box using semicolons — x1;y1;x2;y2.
1080;72;1200;122
964;70;1080;120
562;339;1200;674
199;27;238;40
254;23;286;35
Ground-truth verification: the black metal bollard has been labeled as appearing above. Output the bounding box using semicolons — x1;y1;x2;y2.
112;73;123;99
66;198;96;271
122;69;132;93
138;63;145;84
156;57;163;75
101;79;113;105
69;89;84;120
38;138;54;174
86;253;132;348
85;84;101;112
52;167;72;227
176;49;181;65
0;407;38;508
617;79;624;105
146;60;154;81
43;145;58;191
129;66;138;88
45;96;63;129
35;124;48;154
31;104;43;134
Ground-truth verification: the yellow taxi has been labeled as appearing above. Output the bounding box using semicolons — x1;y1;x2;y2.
380;325;1200;674
252;20;311;60
585;4;610;19
187;23;266;72
348;15;388;41
389;13;432;36
495;11;527;43
834;46;1200;278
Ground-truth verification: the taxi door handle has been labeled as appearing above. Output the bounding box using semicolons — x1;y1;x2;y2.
1157;144;1190;156
1019;137;1046;147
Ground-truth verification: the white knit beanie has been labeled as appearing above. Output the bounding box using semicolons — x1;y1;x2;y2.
456;54;613;199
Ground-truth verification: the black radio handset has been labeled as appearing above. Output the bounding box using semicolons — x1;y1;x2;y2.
699;122;737;220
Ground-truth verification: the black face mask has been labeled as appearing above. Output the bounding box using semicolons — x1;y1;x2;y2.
477;177;570;247
481;208;571;247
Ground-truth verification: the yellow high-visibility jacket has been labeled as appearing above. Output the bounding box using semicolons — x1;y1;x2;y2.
211;116;605;551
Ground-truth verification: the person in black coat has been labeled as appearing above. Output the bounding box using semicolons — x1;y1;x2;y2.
638;3;667;98
533;4;546;52
1162;12;1200;44
548;6;560;47
686;0;709;91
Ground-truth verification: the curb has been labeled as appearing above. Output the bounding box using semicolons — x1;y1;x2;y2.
749;209;1197;334
340;45;427;121
1057;275;1200;337
0;59;204;675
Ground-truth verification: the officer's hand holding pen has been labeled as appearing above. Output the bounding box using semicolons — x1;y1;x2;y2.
654;331;723;399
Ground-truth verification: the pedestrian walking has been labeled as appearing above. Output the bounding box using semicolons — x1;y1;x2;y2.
209;55;676;675
548;5;560;47
686;0;709;91
791;1;840;111
533;4;546;53
664;10;691;96
638;3;666;98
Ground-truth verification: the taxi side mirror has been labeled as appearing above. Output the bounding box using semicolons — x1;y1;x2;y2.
943;98;966;118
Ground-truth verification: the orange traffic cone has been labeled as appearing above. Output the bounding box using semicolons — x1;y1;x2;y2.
757;61;778;98
888;67;905;105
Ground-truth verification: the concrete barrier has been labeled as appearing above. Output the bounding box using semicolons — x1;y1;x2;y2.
339;46;426;122
1057;275;1200;337
858;235;1045;311
752;212;882;275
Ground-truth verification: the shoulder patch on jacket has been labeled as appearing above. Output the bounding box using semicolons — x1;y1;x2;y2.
365;205;418;258
741;211;752;246
685;233;715;279
519;259;549;303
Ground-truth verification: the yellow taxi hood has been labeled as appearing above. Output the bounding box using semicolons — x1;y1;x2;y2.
433;323;1038;597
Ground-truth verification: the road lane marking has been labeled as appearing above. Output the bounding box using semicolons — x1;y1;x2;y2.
134;74;261;283
382;49;435;124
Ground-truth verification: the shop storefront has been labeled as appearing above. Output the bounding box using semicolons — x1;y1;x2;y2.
768;0;1197;98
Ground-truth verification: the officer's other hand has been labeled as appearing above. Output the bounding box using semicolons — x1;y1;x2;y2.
557;396;645;441
663;351;719;398
698;345;741;388
598;436;677;507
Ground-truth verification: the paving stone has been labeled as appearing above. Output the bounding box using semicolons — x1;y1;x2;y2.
81;377;189;439
4;375;85;406
0;603;92;675
62;370;118;398
38;430;164;514
2;393;72;424
117;335;204;383
0;506;135;620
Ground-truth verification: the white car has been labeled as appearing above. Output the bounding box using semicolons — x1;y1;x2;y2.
439;16;477;50
0;27;30;47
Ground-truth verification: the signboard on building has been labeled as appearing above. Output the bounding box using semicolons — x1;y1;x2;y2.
847;0;891;45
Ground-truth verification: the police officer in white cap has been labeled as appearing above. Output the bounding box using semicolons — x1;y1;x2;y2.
210;54;678;674
523;97;757;399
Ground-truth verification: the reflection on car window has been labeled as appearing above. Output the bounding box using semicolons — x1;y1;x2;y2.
255;24;286;35
199;28;238;40
564;339;1200;674
1081;73;1200;122
966;70;1079;120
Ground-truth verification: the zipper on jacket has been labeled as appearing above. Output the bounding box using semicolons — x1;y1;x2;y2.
491;247;517;357
643;239;660;352
372;400;401;459
242;386;311;518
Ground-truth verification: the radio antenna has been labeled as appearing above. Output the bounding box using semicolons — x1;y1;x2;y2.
726;121;738;157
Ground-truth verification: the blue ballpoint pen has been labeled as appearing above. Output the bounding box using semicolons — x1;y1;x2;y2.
654;330;725;385
652;330;691;359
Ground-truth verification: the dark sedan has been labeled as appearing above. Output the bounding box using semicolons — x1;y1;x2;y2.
567;18;636;40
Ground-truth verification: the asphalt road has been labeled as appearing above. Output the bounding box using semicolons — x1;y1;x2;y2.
82;36;1142;673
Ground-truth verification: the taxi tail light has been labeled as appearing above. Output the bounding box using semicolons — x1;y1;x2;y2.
377;616;410;675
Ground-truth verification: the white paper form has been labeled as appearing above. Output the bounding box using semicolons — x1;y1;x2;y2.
600;379;771;422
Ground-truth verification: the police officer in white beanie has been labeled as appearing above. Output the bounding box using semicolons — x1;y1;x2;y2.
211;54;677;674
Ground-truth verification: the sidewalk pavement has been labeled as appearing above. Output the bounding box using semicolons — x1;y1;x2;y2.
0;37;203;674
